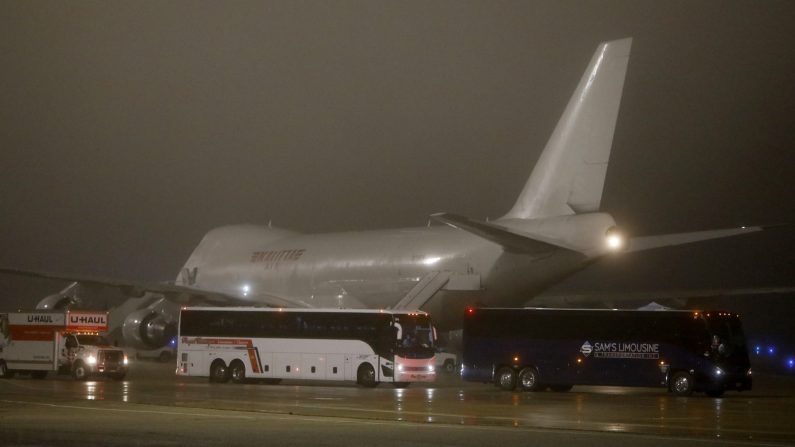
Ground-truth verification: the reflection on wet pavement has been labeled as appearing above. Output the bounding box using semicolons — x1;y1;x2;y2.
1;362;794;444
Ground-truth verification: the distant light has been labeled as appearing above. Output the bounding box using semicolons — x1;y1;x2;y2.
769;346;776;355
755;346;761;355
241;284;250;297
787;359;794;369
422;256;441;265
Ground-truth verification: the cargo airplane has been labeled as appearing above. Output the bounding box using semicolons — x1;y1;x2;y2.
0;38;765;350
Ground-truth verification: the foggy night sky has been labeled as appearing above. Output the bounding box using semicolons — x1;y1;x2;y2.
1;1;793;311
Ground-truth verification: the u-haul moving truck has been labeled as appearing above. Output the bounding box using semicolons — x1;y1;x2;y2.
0;311;128;380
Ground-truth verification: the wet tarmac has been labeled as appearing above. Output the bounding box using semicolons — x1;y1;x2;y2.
1;362;794;446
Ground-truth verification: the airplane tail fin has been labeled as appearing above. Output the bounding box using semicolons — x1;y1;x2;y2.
502;38;632;220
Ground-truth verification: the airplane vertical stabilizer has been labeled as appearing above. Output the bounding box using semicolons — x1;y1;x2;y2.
503;38;631;220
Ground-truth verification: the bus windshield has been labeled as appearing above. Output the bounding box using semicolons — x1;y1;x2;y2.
394;314;434;358
705;315;747;360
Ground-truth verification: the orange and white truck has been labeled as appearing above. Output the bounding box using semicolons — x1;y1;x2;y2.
0;310;128;380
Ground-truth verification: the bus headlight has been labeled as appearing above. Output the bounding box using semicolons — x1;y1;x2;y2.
86;355;97;365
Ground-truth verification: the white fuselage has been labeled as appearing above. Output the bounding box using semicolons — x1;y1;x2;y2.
177;215;614;328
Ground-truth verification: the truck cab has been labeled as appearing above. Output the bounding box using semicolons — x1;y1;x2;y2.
62;332;128;380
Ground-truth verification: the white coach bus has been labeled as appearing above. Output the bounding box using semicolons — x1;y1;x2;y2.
176;307;437;388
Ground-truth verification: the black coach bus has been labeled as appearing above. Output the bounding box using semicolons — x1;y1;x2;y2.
461;308;752;397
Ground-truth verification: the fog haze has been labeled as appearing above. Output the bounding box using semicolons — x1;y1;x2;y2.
1;1;793;307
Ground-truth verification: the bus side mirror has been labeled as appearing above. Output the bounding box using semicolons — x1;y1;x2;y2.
393;322;402;340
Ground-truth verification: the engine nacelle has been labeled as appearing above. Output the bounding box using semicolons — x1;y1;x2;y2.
35;282;81;310
121;308;177;350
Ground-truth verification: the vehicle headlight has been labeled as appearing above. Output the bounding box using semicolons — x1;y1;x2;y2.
397;364;404;372
428;365;435;372
714;367;724;377
86;355;97;365
747;368;753;376
123;355;129;366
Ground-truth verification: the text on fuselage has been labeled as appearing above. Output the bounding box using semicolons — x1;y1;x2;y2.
250;249;306;269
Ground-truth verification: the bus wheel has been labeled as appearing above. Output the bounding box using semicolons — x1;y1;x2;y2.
671;371;693;396
229;360;246;384
517;367;541;391
550;384;572;392
444;360;456;373
496;366;517;391
357;363;378;388
72;362;89;381
209;360;230;383
393;382;410;388
0;361;14;379
30;370;48;380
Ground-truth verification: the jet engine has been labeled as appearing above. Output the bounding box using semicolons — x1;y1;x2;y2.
35;282;81;310
121;302;178;350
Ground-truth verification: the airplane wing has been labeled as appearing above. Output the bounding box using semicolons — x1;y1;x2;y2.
430;213;574;254
625;225;771;253
0;267;305;308
531;286;795;308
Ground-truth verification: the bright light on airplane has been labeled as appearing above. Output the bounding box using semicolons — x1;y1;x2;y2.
606;228;624;251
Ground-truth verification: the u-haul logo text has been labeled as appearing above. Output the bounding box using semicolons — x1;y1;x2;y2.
69;315;106;325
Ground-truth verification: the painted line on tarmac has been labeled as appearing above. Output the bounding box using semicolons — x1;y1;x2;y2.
1;398;788;446
0;399;259;420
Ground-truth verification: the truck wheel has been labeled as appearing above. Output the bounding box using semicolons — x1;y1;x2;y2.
496;366;517;391
518;367;542;391
30;370;48;380
671;371;694;396
357;363;378;388
209;360;230;383
0;361;14;379
229;360;246;384
444;359;456;373
72;361;89;381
